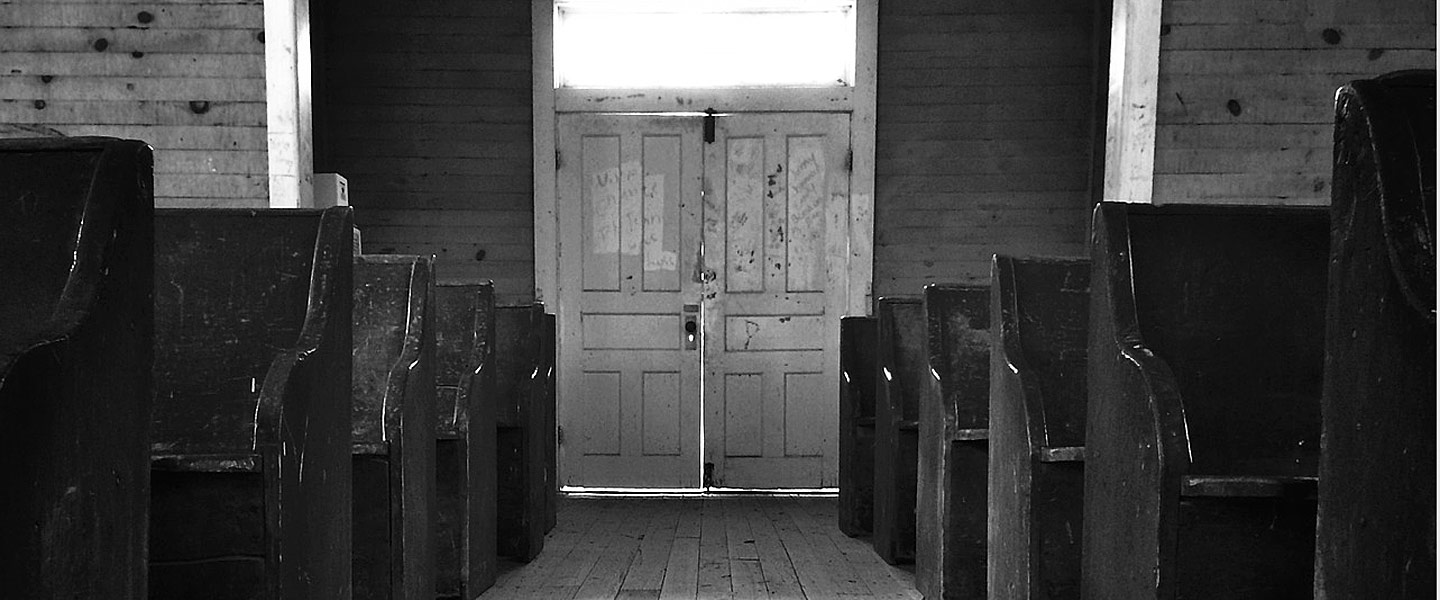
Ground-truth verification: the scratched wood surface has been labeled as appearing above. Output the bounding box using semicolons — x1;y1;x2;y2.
478;496;921;600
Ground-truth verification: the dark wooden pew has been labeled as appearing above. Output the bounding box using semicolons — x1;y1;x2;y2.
838;316;878;536
989;257;1089;600
1317;70;1435;599
0;137;152;598
493;302;550;561
873;296;925;564
351;255;437;600
433;282;499;598
1083;202;1328;599
916;285;990;599
150;207;353;600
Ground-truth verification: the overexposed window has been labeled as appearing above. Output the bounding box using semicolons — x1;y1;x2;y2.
555;0;856;89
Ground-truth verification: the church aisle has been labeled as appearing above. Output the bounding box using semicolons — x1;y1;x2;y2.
479;495;921;600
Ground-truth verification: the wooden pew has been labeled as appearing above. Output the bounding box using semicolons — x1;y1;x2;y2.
433;283;498;597
0;137;152;598
493;303;550;561
1317;70;1435;598
351;255;437;600
838;316;878;537
916;285;990;599
989;257;1089;600
1083;202;1328;599
873;296;925;564
150;207;353;600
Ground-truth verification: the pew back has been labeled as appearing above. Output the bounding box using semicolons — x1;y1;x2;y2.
1121;205;1328;479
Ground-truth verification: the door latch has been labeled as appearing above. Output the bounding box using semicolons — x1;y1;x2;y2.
683;304;699;350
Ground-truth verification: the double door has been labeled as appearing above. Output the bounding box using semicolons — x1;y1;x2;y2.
557;112;850;489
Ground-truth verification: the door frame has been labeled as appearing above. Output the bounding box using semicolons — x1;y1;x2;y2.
533;0;878;490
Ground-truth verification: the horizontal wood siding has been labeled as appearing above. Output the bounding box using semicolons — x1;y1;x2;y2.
874;0;1105;298
315;0;534;304
0;0;269;207
1155;0;1436;205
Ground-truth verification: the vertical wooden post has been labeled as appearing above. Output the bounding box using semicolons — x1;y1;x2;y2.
534;0;557;306
266;0;314;208
1102;0;1162;204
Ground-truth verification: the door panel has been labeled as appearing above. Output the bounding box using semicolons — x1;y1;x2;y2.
702;113;850;488
558;115;702;488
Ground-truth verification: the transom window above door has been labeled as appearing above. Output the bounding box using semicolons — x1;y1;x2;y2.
553;0;856;89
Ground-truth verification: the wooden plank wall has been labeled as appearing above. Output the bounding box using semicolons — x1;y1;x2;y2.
872;0;1107;297
1154;0;1436;205
0;0;269;208
314;0;534;304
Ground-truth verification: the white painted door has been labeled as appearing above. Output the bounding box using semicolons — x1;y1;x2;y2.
701;113;850;489
557;114;704;487
557;112;849;489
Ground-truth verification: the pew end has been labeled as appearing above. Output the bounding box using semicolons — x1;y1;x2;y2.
0;136;154;599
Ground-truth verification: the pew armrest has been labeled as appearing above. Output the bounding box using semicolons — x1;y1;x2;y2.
1181;475;1317;498
1038;446;1085;463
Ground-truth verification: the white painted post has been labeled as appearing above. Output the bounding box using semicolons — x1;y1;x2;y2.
265;0;314;209
534;0;558;306
1102;0;1162;204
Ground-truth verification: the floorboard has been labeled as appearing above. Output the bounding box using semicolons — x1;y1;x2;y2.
478;496;921;600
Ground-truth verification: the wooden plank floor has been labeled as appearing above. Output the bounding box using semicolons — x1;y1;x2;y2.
479;496;922;600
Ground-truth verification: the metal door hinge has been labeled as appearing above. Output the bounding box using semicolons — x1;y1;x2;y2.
557;425;564;446
845;148;853;172
555;149;562;170
703;108;717;144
